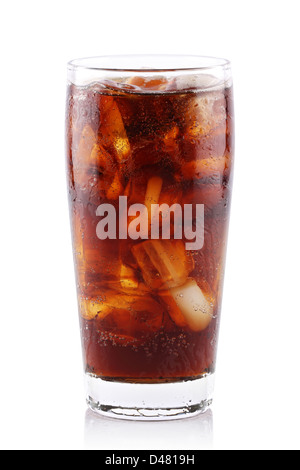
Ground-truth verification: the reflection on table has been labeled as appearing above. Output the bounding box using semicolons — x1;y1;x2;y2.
84;407;213;450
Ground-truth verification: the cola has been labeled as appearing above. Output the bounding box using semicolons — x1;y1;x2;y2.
66;72;234;384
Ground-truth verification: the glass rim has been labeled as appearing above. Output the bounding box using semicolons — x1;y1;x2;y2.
67;54;231;73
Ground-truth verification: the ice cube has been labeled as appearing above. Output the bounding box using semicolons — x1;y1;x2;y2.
119;238;139;270
105;263;140;294
79;295;112;321
79;288;134;321
126;171;162;206
80;290;164;337
161;279;214;332
126;173;183;235
144;176;163;209
99;95;131;163
73;125;97;188
112;293;164;337
181;155;228;180
123;175;163;239
90;142;116;173
74;125;96;166
132;239;194;290
144;176;163;226
73;124;123;200
170;73;225;92
180;156;227;211
127;76;168;91
185;90;227;137
72;210;126;296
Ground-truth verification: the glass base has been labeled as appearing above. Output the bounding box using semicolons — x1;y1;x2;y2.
85;373;215;421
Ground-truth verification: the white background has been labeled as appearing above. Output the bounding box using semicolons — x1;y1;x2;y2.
0;0;299;450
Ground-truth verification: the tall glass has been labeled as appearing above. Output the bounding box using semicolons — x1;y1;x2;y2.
66;55;234;420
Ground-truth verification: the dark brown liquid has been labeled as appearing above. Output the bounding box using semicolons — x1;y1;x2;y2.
66;78;234;383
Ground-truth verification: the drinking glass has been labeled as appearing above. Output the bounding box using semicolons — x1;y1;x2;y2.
66;55;234;420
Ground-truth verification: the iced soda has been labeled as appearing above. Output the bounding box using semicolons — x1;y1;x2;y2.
66;68;234;384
